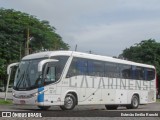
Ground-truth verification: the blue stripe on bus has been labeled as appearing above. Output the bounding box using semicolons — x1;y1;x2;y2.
38;87;44;102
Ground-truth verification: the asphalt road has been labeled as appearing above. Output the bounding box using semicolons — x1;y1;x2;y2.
0;102;159;111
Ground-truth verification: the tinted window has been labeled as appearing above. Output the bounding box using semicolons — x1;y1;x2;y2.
67;58;88;77
135;67;144;80
132;66;147;80
67;58;77;77
45;66;56;83
119;64;132;79
88;60;104;77
76;58;88;74
105;62;119;78
66;57;155;81
146;68;155;80
51;56;69;80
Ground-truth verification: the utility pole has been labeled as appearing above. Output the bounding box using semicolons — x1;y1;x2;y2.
75;44;77;51
89;50;92;54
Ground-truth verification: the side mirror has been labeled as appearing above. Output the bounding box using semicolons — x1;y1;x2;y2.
7;63;19;75
38;59;58;72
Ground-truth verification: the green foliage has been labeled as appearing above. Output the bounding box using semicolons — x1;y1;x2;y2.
157;99;160;102
120;39;160;92
0;8;69;82
0;99;12;105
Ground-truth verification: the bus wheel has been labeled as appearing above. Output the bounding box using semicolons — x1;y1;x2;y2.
60;94;76;110
38;106;50;110
126;95;139;109
105;105;118;110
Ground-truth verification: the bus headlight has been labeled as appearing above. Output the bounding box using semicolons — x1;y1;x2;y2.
30;93;38;97
34;93;38;97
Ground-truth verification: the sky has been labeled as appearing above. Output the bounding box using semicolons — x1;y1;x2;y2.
1;0;160;57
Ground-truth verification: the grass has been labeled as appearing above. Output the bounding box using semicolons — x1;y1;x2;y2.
156;99;160;103
0;99;12;105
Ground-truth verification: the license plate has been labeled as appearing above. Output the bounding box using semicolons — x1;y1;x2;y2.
20;100;25;104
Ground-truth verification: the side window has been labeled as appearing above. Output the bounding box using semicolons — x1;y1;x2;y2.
136;67;144;80
88;60;104;77
67;58;78;77
132;66;145;80
46;66;56;82
67;57;88;77
119;64;131;79
67;58;105;77
146;68;155;80
105;62;119;78
76;58;88;74
51;56;69;80
88;60;94;76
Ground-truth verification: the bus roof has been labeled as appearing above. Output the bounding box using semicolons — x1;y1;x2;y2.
22;50;155;69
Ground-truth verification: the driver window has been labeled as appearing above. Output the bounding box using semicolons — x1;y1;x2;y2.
46;67;56;82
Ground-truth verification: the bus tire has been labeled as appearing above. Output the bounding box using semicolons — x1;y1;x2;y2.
105;105;118;110
126;95;139;109
60;94;76;110
38;106;50;110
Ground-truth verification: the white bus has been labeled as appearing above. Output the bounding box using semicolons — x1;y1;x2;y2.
8;51;156;110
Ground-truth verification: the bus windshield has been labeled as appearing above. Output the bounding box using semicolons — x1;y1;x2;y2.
13;59;44;91
13;56;69;91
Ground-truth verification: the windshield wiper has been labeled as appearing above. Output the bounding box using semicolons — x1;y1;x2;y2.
16;68;20;78
15;71;25;89
26;72;31;87
16;62;32;90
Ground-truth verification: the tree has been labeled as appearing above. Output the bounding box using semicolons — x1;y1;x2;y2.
0;8;69;84
120;39;160;93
